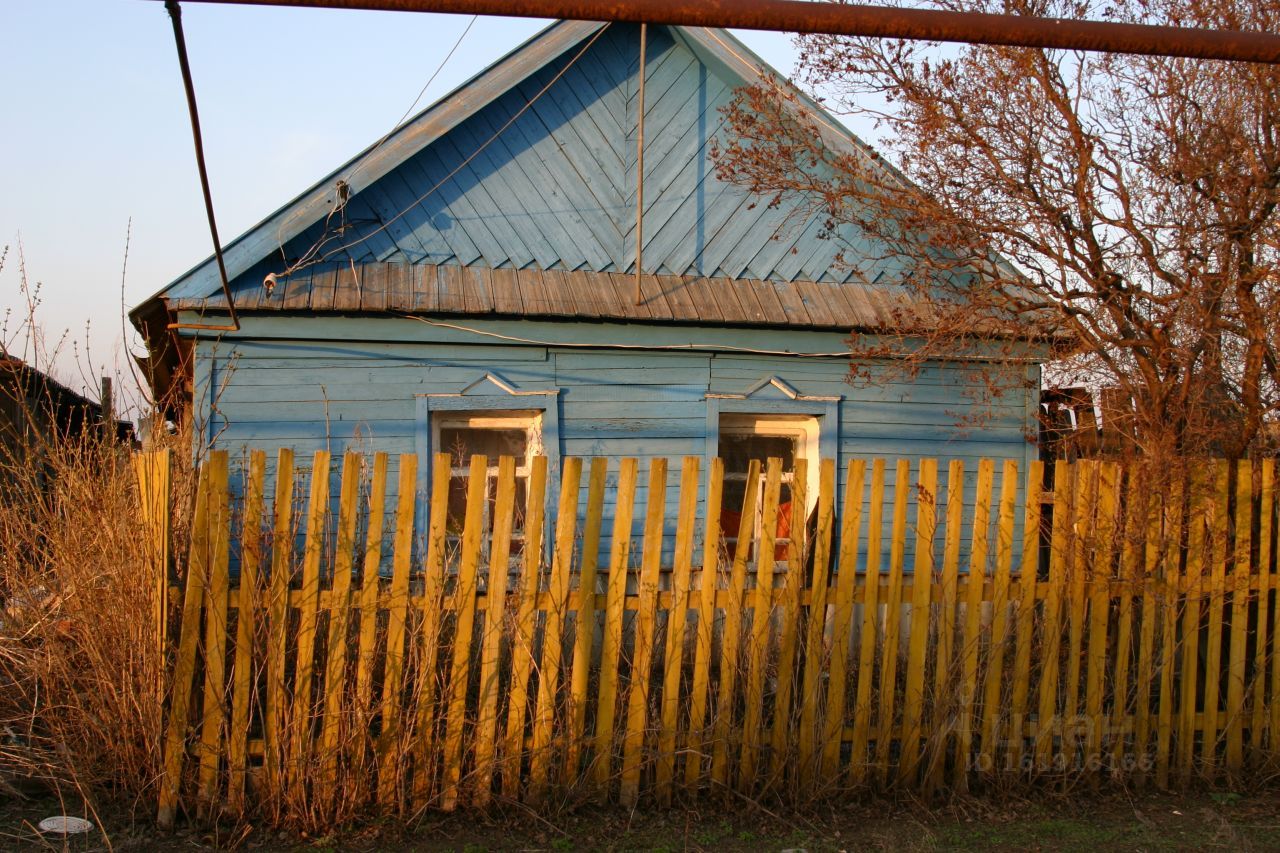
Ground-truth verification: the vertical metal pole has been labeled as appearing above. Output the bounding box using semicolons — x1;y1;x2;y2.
164;0;240;332
633;22;647;306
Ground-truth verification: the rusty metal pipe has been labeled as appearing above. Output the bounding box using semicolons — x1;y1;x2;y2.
154;0;1280;64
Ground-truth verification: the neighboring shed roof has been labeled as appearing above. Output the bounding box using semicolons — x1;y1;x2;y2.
0;356;106;455
136;20;955;332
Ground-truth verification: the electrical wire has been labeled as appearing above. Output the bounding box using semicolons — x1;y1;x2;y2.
700;26;910;192
403;314;854;356
280;21;613;279
346;13;479;188
279;15;478;274
399;314;1042;362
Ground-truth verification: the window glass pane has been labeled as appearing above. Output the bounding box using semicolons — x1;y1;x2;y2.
510;476;528;556
484;473;528;523
446;476;469;535
719;428;802;564
719;433;795;474
723;479;749;516
437;419;535;571
440;427;527;466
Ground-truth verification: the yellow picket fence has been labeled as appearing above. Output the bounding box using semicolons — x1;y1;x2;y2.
147;450;1279;825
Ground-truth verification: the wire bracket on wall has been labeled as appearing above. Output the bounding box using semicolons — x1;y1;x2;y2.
164;0;241;333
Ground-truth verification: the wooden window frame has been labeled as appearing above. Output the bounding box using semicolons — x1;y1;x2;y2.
416;374;562;557
433;411;541;562
706;376;842;562
717;413;819;562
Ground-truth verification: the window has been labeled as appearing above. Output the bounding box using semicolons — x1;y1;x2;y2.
417;373;561;567
718;414;819;561
434;411;541;559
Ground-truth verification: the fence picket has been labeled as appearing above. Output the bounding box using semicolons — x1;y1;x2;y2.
979;460;1018;776
289;451;332;792
929;459;965;789
873;460;910;785
740;458;783;791
798;459;837;789
529;458;583;800
1111;467;1141;776
901;459;938;783
318;453;362;802
1085;463;1118;769
1037;459;1074;771
566;458;610;782
593;458;638;791
264;449;295;792
1155;472;1185;786
503;456;548;799
1201;461;1230;771
658;457;700;803
1009;460;1042;776
441;455;491;811
353;453;389;792
821;460;865;782
411;453;452;807
620;458;667;805
157;462;211;828
957;458;993;789
472;456;518;806
849;459;886;786
1064;461;1097;765
769;458;809;785
1256;459;1275;761
134;449;172;696
1134;466;1162;775
1178;467;1208;780
1226;460;1252;770
712;460;761;788
686;458;725;789
227;449;265;812
376;454;416;809
196;453;232;815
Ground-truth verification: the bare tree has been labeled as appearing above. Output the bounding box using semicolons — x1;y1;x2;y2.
712;0;1280;459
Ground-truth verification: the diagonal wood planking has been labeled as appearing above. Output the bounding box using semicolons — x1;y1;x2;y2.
164;21;896;318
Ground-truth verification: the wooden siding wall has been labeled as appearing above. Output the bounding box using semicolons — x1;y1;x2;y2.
190;316;1036;563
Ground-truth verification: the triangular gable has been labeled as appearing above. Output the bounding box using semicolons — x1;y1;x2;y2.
709;374;841;403
443;372;550;398
743;375;804;401
145;21;909;312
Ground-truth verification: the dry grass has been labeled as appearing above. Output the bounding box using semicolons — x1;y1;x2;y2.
0;421;191;824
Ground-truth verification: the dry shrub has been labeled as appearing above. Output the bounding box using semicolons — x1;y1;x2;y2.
0;422;189;815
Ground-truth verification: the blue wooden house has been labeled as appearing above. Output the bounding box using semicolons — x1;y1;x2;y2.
131;21;1044;554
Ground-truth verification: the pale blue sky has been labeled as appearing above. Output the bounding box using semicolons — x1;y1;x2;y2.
1;1;849;403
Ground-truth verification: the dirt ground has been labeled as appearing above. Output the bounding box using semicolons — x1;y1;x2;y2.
5;788;1280;851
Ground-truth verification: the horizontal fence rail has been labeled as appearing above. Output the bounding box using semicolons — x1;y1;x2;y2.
145;450;1280;825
